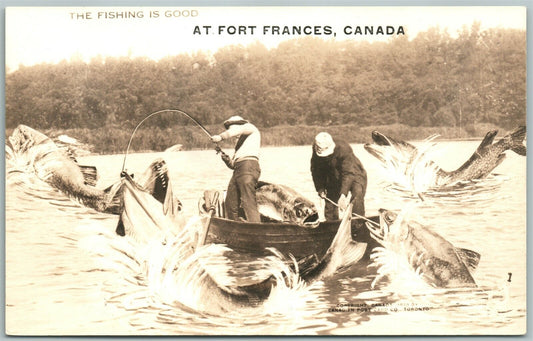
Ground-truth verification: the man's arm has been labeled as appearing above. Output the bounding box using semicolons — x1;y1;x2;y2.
220;123;255;139
311;153;327;193
338;145;358;196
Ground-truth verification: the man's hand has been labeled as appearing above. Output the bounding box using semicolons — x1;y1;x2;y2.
338;194;349;211
318;190;327;199
211;135;222;143
221;152;234;169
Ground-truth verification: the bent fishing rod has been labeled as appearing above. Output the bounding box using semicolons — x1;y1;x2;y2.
121;109;215;173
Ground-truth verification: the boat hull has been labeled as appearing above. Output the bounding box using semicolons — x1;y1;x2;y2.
204;216;379;262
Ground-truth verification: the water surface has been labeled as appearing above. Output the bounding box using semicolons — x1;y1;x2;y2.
5;141;526;335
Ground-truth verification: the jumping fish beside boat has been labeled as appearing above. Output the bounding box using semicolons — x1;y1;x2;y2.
7;124;176;215
364;126;526;187
116;171;184;242
367;209;480;288
8;124;114;212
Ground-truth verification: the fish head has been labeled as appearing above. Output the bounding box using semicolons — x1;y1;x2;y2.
363;131;394;163
371;130;393;146
277;197;319;225
8;125;61;170
137;158;181;211
292;199;320;226
363;143;387;164
379;208;397;226
9;124;53;155
367;208;413;246
256;183;319;226
118;168;185;242
365;131;418;166
367;208;397;243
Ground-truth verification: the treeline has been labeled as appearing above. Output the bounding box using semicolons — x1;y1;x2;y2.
5;122;501;155
6;23;526;148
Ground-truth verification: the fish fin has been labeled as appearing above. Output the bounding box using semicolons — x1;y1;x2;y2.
80;165;98;186
477;130;498;151
102;181;123;215
510;125;526;141
510;126;526;156
163;178;182;216
115;218;125;236
511;145;527;156
455;247;481;272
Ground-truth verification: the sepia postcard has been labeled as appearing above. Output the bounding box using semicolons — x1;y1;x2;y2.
4;6;527;336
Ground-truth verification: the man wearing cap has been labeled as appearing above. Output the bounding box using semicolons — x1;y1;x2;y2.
211;116;261;222
311;132;367;220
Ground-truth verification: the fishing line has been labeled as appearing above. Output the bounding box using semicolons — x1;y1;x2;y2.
121;109;214;172
323;197;379;226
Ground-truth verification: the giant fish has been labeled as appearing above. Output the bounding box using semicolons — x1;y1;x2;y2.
198;181;320;226
364;126;526;187
367;209;480;288
7;124;175;215
121;173;365;302
117;173;280;303
255;182;320;226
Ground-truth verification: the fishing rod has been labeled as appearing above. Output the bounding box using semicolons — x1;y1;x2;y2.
323;196;379;227
121;109;215;172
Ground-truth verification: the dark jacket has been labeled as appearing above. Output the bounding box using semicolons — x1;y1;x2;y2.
310;138;367;197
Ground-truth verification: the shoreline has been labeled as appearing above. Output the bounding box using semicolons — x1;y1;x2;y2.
79;136;492;157
6;122;512;155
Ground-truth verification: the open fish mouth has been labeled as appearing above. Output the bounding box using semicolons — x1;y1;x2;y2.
302;212;320;226
363;143;387;164
367;208;398;243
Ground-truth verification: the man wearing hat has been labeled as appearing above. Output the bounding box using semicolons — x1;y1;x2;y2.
310;132;367;220
211;116;261;222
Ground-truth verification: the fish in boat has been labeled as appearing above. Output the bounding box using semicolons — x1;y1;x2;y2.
255;181;320;226
198;181;320;226
364;126;526;187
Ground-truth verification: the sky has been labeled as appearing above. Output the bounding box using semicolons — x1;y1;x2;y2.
5;6;527;72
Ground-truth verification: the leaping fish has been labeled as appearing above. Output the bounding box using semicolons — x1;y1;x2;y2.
367;209;480;288
7;124;176;215
364;126;526;187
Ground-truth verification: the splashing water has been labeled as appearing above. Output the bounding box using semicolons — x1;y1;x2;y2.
367;206;431;293
374;135;442;195
78;213;319;322
373;136;507;206
7;145;324;321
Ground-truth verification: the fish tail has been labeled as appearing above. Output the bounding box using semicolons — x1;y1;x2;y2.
509;126;526;156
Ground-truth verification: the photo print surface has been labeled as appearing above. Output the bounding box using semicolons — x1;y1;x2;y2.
5;6;527;336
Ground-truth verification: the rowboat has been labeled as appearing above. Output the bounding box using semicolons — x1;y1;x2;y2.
198;190;380;279
201;215;379;262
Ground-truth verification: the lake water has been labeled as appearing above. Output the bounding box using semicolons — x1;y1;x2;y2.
5;141;527;335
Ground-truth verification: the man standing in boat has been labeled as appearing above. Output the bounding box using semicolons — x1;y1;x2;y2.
211;116;262;222
310;132;367;220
